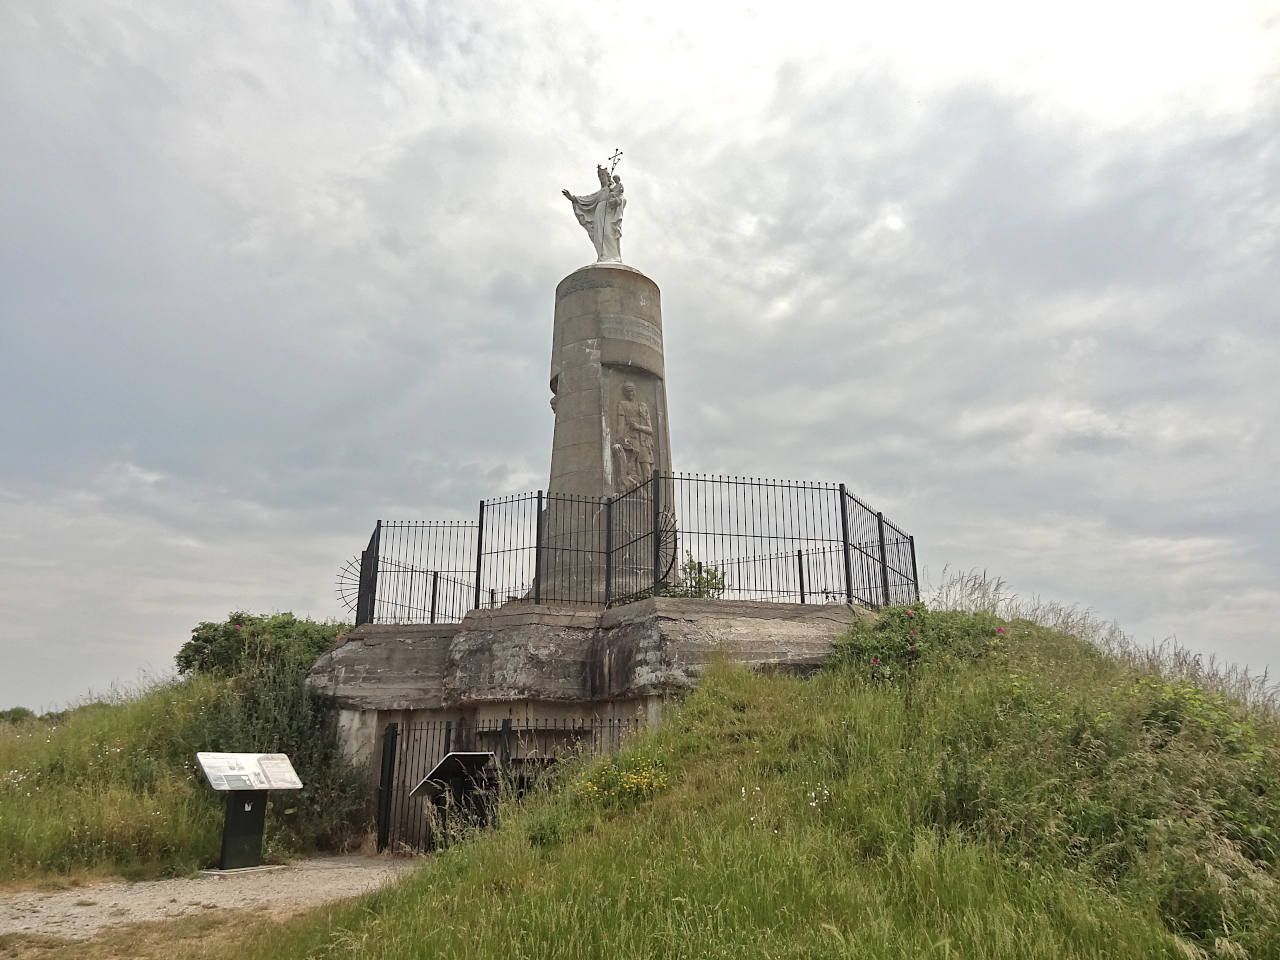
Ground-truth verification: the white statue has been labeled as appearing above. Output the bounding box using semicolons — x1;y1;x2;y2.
562;164;626;262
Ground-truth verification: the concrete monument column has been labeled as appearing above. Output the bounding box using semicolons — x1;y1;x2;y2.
548;262;672;499
541;159;674;605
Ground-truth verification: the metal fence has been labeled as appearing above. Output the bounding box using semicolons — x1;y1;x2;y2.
354;520;477;625
355;472;918;625
375;717;642;852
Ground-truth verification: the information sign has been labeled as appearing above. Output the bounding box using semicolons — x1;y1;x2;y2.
196;752;304;792
408;752;495;799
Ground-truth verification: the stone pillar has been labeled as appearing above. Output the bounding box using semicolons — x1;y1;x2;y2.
543;263;673;603
549;262;671;497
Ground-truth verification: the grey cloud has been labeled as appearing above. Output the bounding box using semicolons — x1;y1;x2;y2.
1;1;1277;708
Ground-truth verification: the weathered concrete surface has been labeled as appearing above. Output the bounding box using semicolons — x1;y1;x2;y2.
596;597;864;696
309;623;458;711
548;263;672;499
309;599;868;711
446;605;603;705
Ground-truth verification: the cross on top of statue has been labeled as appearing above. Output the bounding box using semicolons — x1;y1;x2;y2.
608;148;623;173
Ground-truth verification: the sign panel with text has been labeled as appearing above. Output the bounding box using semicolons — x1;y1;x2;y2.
196;752;303;792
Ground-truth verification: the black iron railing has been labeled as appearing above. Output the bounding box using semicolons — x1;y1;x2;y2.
354;473;918;625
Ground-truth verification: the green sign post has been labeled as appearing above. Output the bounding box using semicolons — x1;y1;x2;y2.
196;752;303;870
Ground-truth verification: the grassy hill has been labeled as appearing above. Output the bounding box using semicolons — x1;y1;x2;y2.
0;614;367;883
239;600;1279;960
1;675;228;881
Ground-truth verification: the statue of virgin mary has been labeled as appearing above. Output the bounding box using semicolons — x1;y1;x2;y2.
562;165;626;262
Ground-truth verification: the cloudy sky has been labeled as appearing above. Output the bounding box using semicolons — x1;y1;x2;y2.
2;0;1277;710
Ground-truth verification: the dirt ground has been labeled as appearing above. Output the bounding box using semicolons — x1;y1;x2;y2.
0;855;418;957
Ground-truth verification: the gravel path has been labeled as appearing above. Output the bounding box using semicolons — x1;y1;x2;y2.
0;856;419;941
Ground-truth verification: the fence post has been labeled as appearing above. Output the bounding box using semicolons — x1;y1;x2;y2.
355;522;382;626
603;494;614;606
499;718;512;770
429;571;439;624
796;549;806;604
473;500;485;611
651;470;662;595
837;485;854;605
909;535;921;602
443;720;452;755
375;722;399;852
355;550;369;625
533;490;544;605
876;511;892;607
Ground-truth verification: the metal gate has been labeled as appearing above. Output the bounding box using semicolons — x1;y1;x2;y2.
375;717;642;852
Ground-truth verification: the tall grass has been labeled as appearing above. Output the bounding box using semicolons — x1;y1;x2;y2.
0;676;226;880
0;658;367;882
929;566;1279;716
240;600;1280;960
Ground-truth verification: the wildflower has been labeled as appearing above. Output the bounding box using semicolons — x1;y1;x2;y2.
910;629;917;636
234;625;242;631
996;627;1006;635
906;609;915;617
870;657;880;666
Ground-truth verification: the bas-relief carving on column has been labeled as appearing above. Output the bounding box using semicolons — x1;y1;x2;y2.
611;380;656;493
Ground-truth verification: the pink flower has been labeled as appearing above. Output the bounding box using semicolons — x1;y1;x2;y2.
910;629;917;636
234;625;242;631
870;657;880;665
906;610;915;617
996;627;1006;635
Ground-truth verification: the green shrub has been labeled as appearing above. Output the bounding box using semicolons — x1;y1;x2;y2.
191;656;367;851
175;611;347;676
0;706;36;724
661;552;727;599
830;603;1005;679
